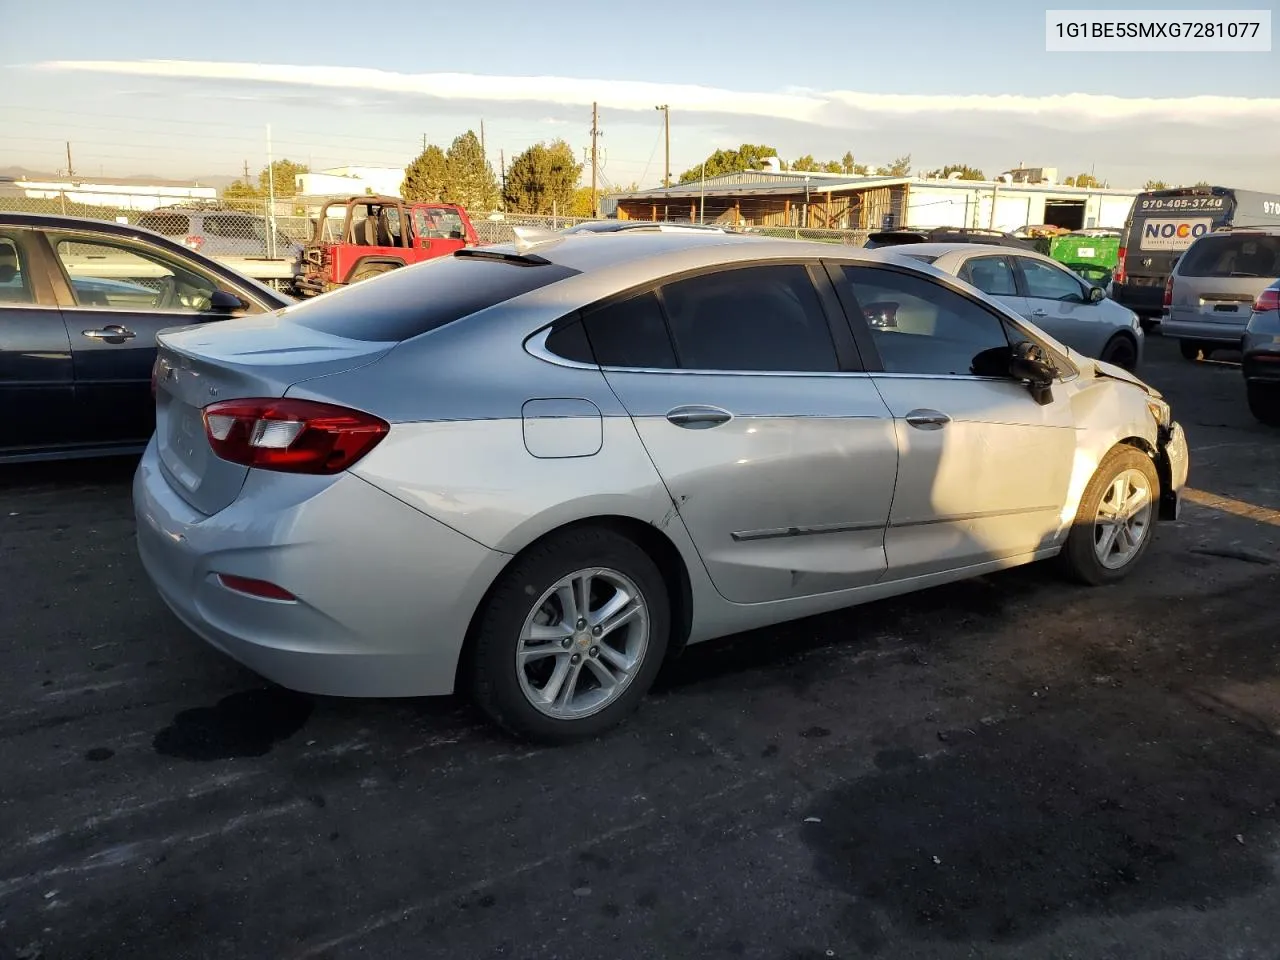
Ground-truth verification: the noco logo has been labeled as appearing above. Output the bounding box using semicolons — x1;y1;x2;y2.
1143;221;1208;242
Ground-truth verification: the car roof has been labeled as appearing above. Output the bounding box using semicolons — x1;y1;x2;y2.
484;231;910;275
882;242;1041;259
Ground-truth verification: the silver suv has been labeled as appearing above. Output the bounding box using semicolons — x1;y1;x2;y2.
1162;227;1280;361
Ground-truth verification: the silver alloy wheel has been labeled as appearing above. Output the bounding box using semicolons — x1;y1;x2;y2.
1094;468;1154;569
516;567;651;720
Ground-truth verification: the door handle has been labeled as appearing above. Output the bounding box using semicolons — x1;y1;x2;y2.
82;325;136;342
666;405;732;429
904;408;951;430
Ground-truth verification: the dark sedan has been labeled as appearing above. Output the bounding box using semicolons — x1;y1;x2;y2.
0;212;290;463
1243;279;1280;426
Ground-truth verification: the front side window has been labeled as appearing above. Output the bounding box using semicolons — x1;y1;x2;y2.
136;213;190;237
833;264;1010;376
0;236;34;305
1019;258;1087;301
51;234;217;312
658;264;837;372
958;255;1018;297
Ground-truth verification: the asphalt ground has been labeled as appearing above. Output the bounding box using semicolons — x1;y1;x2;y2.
1;333;1278;960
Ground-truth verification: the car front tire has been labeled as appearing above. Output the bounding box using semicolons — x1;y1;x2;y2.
1099;332;1139;371
1247;381;1280;427
1059;447;1160;586
468;526;671;744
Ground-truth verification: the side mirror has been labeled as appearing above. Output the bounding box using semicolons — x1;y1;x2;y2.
1009;340;1057;405
207;289;247;314
1087;285;1106;304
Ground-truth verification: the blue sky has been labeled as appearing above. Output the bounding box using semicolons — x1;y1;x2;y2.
2;0;1277;189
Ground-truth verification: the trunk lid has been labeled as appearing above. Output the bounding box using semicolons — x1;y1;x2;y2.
154;313;394;516
1171;275;1276;325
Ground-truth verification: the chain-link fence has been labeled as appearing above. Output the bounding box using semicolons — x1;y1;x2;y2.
0;188;874;294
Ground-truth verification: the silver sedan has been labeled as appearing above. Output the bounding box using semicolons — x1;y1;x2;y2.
889;243;1145;371
134;233;1189;742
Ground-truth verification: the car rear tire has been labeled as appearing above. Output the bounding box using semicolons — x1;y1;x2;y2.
1058;446;1160;586
468;526;671;744
1099;333;1139;371
348;262;398;284
1247;382;1280;427
1179;340;1207;361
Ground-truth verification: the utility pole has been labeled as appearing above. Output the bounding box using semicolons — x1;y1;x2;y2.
590;102;600;218
499;149;506;211
243;159;251;181
654;104;669;188
480;120;486;161
422;133;427;152
266;124;277;259
65;141;74;179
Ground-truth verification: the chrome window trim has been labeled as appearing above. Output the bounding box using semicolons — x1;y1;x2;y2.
526;321;1079;384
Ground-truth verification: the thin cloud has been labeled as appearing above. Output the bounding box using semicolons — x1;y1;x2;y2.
37;59;1280;125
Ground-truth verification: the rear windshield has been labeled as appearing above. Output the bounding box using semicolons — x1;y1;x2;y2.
1177;235;1280;279
285;254;580;342
137;213;190;236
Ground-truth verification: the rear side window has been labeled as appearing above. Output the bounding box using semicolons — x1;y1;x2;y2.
582;291;678;369
203;215;256;239
137;213;190;236
958;256;1018;296
659;264;837;372
1177;235;1280;279
286;254;580;342
0;236;34;304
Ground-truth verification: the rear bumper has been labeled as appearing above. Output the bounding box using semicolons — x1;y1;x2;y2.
1156;421;1190;522
1243;334;1280;382
133;439;511;697
1112;281;1165;316
1159;318;1246;344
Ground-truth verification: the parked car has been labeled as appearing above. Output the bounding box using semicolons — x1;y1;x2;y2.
294;195;478;297
135;233;1188;743
1242;279;1280;425
864;228;1038;251
1160;228;1280;361
886;243;1144;370
559;220;728;235
136;204;302;292
0;212;290;463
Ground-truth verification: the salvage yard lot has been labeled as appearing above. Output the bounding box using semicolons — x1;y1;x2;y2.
1;334;1278;960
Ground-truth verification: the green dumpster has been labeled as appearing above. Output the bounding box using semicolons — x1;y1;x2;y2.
1049;233;1121;286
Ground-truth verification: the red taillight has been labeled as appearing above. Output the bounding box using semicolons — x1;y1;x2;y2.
217;573;297;602
1113;246;1127;285
1162;275;1174;309
184;235;205;250
1253;288;1280;313
202;398;389;474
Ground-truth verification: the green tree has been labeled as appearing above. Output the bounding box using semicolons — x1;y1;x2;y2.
222;178;261;200
821;160;844;174
840;151;869;175
503;139;582;215
1193;180;1211;187
790;154;820;172
875;154;912;176
570;185;599;218
402;145;449;202
677;143;779;183
258;159;307;198
1143;179;1169;190
444;130;499;211
926;163;985;180
1063;172;1100;188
